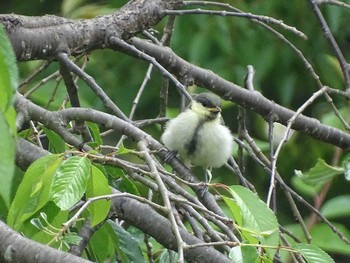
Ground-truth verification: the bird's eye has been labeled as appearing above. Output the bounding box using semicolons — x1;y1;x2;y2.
201;100;210;107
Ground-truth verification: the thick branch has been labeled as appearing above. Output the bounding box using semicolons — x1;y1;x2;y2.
14;94;225;217
0;221;91;263
0;0;182;61
129;37;350;149
15;138;49;170
111;192;231;263
12;137;232;263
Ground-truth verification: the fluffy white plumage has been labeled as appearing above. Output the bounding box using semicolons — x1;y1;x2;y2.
161;93;233;169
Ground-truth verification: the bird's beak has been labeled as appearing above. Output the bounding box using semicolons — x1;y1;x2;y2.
208;106;221;113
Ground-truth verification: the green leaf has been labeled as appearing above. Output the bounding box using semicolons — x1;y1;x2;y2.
222;195;242;225
293;243;335;263
86;122;102;145
157;250;178;263
225;185;279;260
50;156;91;210
105;166;140;195
343;160;350;181
0;111;16;209
42;127;66;153
282;223;350;261
321;195;350;219
117;175;140;195
0;25;18;211
30;217;44;231
86;165;111;227
109;220;146;263
241;246;259;263
310;223;350;255
0;24;18;112
295;158;343;185
29;203;69;247
105;165;125;178
229;247;243;263
7;154;63;229
291;176;323;197
88;223;120;262
62;232;83;246
117;143;134;155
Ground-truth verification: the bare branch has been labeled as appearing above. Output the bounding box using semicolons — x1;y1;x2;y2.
130;37;350;149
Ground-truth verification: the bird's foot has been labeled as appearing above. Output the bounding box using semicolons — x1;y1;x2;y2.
198;169;213;197
164;150;178;163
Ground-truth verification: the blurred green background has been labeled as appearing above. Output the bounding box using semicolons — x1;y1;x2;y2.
2;0;350;259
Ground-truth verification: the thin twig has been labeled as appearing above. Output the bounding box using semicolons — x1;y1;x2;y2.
110;37;192;102
267;86;328;206
62;192;167;233
317;0;350;8
56;52;129;121
138;140;186;263
308;0;350;90
23;71;61;98
172;6;306;39
18;60;51;89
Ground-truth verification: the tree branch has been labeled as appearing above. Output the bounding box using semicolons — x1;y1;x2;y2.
129;37;350;149
0;0;182;61
111;191;232;263
0;221;91;263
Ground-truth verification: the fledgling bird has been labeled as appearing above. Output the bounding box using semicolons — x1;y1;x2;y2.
161;92;233;182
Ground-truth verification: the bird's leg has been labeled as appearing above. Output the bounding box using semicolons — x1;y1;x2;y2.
198;167;212;197
205;167;213;183
164;150;178;163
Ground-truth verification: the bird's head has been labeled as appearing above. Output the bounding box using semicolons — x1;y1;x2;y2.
190;93;222;120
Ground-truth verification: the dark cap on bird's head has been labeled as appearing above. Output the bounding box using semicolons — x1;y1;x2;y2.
193;93;222;114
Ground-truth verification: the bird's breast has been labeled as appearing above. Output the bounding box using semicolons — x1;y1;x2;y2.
189;120;233;168
161;111;233;168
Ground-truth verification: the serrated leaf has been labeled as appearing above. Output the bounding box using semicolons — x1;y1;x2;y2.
86;165;111;227
7;154;63;229
42;127;66;153
295;158;343;185
225;185;279;260
321;195;350;219
293;243;335;263
50;156;91;210
109;220;146;263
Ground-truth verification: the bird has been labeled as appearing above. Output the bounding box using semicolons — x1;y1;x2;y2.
161;92;233;183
